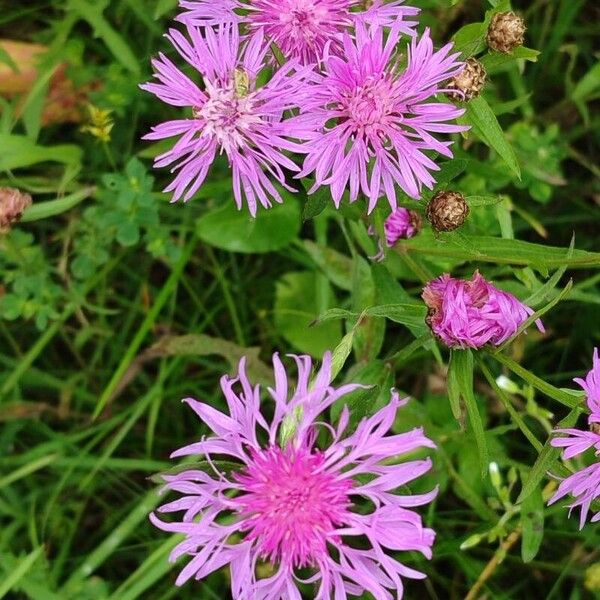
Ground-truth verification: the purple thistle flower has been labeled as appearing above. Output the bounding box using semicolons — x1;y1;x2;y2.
549;349;600;527
295;25;467;212
177;0;420;65
421;271;544;349
151;352;438;598
141;25;311;216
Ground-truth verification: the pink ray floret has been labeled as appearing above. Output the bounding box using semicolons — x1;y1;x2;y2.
151;352;438;599
294;24;467;211
422;271;544;349
549;349;600;527
177;0;420;64
141;24;312;216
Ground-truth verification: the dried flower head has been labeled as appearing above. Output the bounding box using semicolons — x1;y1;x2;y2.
295;25;467;212
446;58;486;102
487;11;526;54
385;207;422;246
177;0;420;64
422;271;544;349
0;187;32;233
151;352;438;598
141;25;312;216
426;190;469;232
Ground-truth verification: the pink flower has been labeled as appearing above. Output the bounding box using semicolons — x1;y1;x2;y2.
177;0;420;65
547;462;600;529
151;352;438;598
422;271;544;349
574;347;600;423
295;25;466;212
384;207;421;246
548;350;600;528
141;25;311;216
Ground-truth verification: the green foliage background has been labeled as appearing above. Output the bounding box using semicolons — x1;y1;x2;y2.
0;0;599;598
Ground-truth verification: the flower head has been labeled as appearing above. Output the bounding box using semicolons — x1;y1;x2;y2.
384;207;421;246
549;350;600;528
151;352;437;598
141;25;311;216
547;461;600;528
177;0;419;64
422;271;544;349
574;347;600;423
295;25;466;211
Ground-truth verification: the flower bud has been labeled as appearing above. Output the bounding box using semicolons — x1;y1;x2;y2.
487;11;526;54
0;187;32;233
446;58;486;102
384;207;422;247
592;423;600;435
426;191;469;233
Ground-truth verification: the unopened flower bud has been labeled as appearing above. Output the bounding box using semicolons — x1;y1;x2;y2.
487;12;526;54
0;187;32;233
426;191;469;233
447;58;486;102
591;423;600;435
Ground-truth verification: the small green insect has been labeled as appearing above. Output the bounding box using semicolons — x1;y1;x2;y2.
234;68;250;97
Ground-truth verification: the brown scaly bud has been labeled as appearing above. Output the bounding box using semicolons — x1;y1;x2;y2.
591;423;600;435
446;58;487;102
487;12;526;54
0;187;32;233
426;191;469;233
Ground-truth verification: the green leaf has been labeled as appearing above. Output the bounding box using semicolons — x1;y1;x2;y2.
20;187;96;222
0;547;43;599
491;352;582;409
466;96;521;178
571;60;600;102
521;485;544;563
0;134;82;171
303;240;353;290
465;195;502;207
116;221;140;246
432;159;471;189
330;331;355;380
448;349;489;478
365;304;427;329
67;0;140;74
517;407;581;504
197;199;300;253
153;0;178;19
303;186;331;220
452;22;487;57
480;46;541;71
401;235;600;270
274;271;342;357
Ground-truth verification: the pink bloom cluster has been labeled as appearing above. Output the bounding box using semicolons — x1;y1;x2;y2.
422;271;544;349
549;349;600;527
143;1;467;214
151;353;438;598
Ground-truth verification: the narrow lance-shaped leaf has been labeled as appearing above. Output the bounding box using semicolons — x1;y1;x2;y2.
466;95;521;178
448;349;489;478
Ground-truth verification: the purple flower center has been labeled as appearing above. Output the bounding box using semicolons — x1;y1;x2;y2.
246;0;350;63
339;75;397;136
233;444;353;567
193;80;259;152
